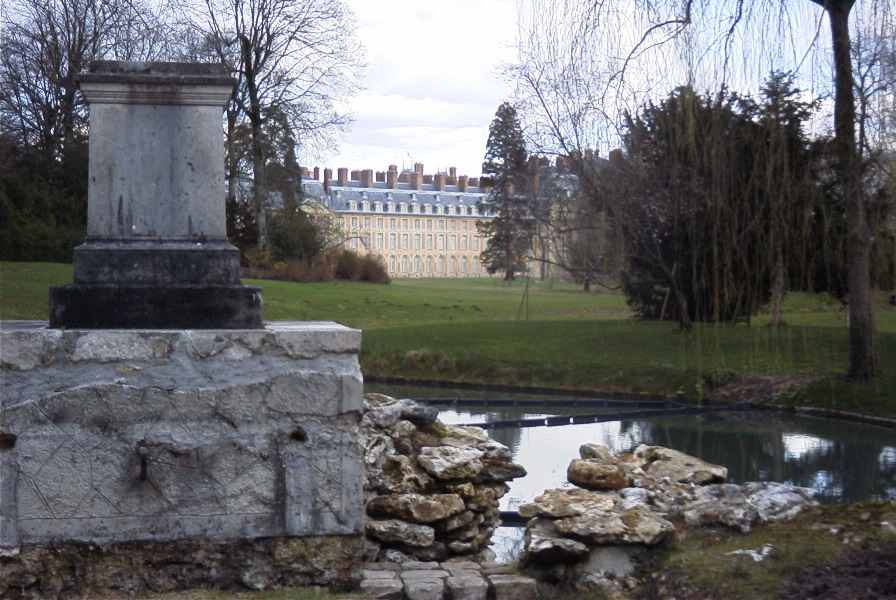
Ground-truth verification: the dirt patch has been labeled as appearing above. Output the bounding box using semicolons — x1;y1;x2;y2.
707;374;818;404
780;543;896;599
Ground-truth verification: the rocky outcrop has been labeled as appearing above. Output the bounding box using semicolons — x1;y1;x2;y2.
520;442;817;594
362;394;526;562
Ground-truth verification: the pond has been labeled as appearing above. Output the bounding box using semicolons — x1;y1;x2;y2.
366;383;896;561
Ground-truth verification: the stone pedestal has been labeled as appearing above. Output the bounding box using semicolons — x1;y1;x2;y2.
49;61;261;329
0;321;363;595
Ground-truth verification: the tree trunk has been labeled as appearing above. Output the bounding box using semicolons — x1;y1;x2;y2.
827;1;877;380
242;36;268;249
770;241;785;326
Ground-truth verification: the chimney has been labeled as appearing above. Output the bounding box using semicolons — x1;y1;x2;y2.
434;173;446;191
411;172;422;190
360;169;374;187
388;164;398;174
448;167;457;184
458;175;468;191
584;149;594;163
350;169;360;181
609;148;624;165
376;171;385;182
337;168;348;186
423;174;433;184
398;172;409;183
300;166;310;178
313;166;320;180
414;162;424;175
323;168;332;192
387;170;397;189
469;177;480;188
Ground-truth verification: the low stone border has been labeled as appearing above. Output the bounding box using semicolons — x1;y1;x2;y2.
360;560;537;600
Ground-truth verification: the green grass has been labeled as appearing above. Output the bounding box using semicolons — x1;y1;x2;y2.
3;261;896;417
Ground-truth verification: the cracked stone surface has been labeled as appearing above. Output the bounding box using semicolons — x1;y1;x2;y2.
358;561;538;600
0;322;363;549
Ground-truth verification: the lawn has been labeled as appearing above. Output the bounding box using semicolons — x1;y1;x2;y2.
3;261;895;417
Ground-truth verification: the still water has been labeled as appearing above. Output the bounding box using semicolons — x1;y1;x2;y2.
367;384;896;560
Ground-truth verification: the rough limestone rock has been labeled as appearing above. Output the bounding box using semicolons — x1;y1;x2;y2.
366;519;435;547
524;517;590;562
633;444;728;485
367;494;465;524
519;488;617;519
554;505;674;546
683;482;817;533
567;459;630;491
361;394;526;561
520;441;818;593
417;446;485;480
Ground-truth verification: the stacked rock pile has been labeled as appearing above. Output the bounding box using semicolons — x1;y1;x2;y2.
520;443;818;589
361;394;527;562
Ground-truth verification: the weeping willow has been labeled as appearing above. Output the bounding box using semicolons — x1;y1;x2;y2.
605;76;891;329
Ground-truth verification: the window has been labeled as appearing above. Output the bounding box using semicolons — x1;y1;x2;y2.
389;256;396;272
383;203;390;212
363;234;370;249
415;219;421;230
401;256;408;273
362;201;369;212
414;256;422;274
364;217;370;228
427;256;434;274
401;234;408;250
376;233;384;249
467;206;473;215
373;202;380;212
438;256;446;274
415;234;421;250
438;234;445;249
455;206;461;215
460;236;467;250
450;257;458;275
472;256;478;274
351;217;358;228
427;234;433;250
461;257;468;275
427;220;433;230
474;236;480;251
377;218;383;229
389;233;396;249
390;218;397;229
449;235;456;251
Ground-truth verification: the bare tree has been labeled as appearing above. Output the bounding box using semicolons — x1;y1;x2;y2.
195;0;363;248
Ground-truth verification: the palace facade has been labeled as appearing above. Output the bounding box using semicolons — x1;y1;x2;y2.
301;163;495;278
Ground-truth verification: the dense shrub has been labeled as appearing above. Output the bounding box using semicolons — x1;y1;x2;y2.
246;249;389;284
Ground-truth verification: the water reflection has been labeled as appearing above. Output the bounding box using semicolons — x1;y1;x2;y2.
368;384;896;506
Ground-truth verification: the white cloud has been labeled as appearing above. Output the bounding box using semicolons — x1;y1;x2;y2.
314;0;518;178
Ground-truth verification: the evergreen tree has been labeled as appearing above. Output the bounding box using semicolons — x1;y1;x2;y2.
478;102;533;280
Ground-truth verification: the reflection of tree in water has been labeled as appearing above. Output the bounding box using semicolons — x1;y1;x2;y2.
484;408;524;456
618;413;896;502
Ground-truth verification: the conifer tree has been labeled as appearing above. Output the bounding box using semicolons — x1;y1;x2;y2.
478;102;533;280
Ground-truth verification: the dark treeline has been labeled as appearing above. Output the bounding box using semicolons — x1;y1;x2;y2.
595;75;894;329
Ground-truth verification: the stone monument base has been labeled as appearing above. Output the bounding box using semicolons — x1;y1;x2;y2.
0;321;364;596
49;284;263;329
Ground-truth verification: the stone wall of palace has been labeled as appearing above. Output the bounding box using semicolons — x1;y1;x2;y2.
337;213;490;278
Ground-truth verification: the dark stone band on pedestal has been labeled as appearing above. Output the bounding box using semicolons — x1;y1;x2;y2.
73;240;241;285
49;284;263;329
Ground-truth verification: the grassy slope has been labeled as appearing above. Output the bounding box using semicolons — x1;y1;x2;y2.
3;261;895;415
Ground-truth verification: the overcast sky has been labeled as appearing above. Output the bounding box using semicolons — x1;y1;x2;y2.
319;0;518;178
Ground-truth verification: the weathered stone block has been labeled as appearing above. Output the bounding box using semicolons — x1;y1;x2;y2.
0;321;364;558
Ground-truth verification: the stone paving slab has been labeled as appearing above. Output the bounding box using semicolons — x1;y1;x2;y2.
359;561;539;600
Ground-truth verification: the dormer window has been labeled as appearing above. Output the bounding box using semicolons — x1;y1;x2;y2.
467;206;473;215
373;201;379;212
383;202;390;212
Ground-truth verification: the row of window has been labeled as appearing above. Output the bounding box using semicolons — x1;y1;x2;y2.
384;255;481;276
343;199;493;217
345;233;482;252
345;216;478;232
